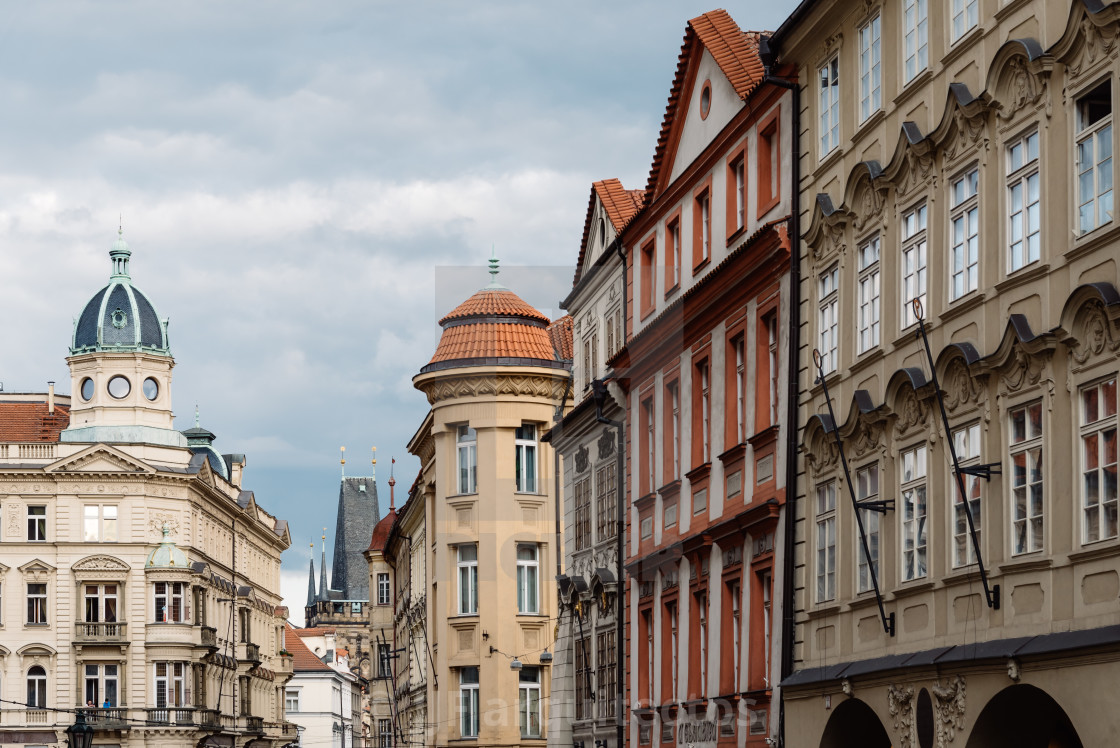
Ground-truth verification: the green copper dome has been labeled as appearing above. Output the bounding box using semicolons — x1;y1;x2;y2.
146;525;189;569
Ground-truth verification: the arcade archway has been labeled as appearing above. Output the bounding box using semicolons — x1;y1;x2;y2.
819;698;891;748
965;684;1082;748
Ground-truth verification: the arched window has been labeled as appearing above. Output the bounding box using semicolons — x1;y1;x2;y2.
27;666;46;708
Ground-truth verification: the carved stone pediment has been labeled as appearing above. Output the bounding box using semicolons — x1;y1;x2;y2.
999;347;1046;392
46;444;155;475
597;429;616;459
19;559;56;582
72;555;131;573
803;423;840;474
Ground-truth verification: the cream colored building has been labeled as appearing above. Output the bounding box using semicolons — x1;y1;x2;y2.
771;0;1120;745
363;474;399;747
0;234;294;748
402;263;572;746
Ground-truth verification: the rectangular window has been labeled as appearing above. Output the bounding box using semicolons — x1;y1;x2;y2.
1081;378;1118;543
819;56;840;156
767;314;779;426
642;397;655;495
575;636;591;720
668;601;679;700
699;362;710;463
951;0;978;41
953;423;983;567
732;157;746;230
378;719;392;748
731;337;746;444
460;667;480;738
697;591;708;696
515;423;538;493
457;545;478;614
84;664;118;708
574;476;592;551
902;204;928;326
758;117;780;212
519;667;542;737
904;0;928;82
667;380;681;481
666;219;682;294
84;584;119;623
900;445;928;581
1010;402;1044;554
858;15;881;122
457;425;477;494
1008;130;1042;273
1077;80;1113;235
693;487;708;516
83;505;118;543
516;544;539;614
154;582;186;623
856;465;880;593
377;643;391;679
27;505;46;542
596;629;616;718
694;189;711;268
286;689;300;712
239;675;251;716
819;264;840;373
640;238;656;314
729;581;742;689
596;462;617;540
950;168;979;300
816;483;837;602
154;662;188;708
857;236;880;353
376;573;390;605
27;583;47;624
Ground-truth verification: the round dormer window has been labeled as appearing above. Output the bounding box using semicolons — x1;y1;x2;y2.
80;377;95;401
107;375;131;399
143;377;159;401
700;80;712;120
111;308;128;329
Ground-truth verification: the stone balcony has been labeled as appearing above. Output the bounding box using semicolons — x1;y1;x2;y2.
75;621;128;643
237;642;261;666
145;708;196;727
0;443;57;462
144;622;195;646
276;653;294;676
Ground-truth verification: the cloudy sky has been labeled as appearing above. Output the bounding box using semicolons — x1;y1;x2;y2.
0;0;797;624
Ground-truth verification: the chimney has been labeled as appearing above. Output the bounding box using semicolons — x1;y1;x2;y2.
47;382;55;414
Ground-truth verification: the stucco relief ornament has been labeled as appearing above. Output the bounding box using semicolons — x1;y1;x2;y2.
1000;349;1044;392
597;428;616;459
1072;304;1120;364
6;503;19;538
888;684;916;748
149;512;179;539
575;445;590;474
1067;17;1117;78
895;390;926;435
805;430;839;473
933;675;966;748
848;420;883;459
944;361;976;413
997;57;1043;121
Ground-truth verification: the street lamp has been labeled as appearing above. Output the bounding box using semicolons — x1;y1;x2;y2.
66;710;95;748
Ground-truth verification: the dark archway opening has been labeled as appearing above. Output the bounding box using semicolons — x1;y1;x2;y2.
819;698;891;748
966;684;1083;748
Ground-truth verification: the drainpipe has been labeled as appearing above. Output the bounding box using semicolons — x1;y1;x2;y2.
555;370;573;581
591;378;624;748
760;35;800;748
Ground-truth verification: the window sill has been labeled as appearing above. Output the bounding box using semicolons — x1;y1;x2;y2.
854;109;886;141
940;291;986;324
893;68;933;108
943;26;984;68
995;262;1050;294
889;579;935;601
995;0;1034;21
25;622;50;627
692;258;711;276
848;346;885;377
805;602;842;620
726;225;746;248
447;492;479;500
1068;541;1120;563
664;282;680;300
1068;221;1120;261
997;555;1052;574
816;144;844;174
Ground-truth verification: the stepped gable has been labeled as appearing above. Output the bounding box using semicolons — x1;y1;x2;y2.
0;401;71;442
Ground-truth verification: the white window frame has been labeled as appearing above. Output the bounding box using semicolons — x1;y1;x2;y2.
1008;129;1041;272
285;689;300;713
84;663;119;708
857;236;880;354
700;362;711;463
515;423;538;493
815;483;837;602
518;667;542;738
1010;401;1044;555
903;0;928;83
457;544;478;615
27;505;46;542
1076;80;1114;236
27;583;47;624
1080;378;1118;544
457;425;477;495
900;445;928;582
83;504;118;543
953;423;983;567
819;56;840;157
669;602;679;700
84;583;119;624
644;398;655;493
669;219;682;289
768;314;779;426
951;0;978;42
669;381;681;480
856;464;880;594
154;581;186;623
460;667;480;738
376;573;390;606
697;591;708;696
516;544;539;614
729;580;742;688
27;666;47;708
735;338;746;443
700;191;711;263
819;264;840;374
902;204;928;326
950;168;979;301
734;157;746;230
858;14;881;123
154;662;188;708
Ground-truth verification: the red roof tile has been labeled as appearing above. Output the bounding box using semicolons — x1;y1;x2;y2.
440;288;550;326
285;623;332;672
426;287;563;367
647;11;766;196
0;401;70;442
367;509;397;553
573;180;646;287
548;315;574;361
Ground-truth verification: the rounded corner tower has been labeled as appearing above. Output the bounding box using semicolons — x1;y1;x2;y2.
62;230;186;447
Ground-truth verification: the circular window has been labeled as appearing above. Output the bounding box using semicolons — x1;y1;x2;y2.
107;375;131;399
143;377;159;401
80;377;95;401
700;81;712;120
111;308;128;329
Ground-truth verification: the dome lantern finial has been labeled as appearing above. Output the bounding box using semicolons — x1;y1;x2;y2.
109;223;131;281
486;245;504;289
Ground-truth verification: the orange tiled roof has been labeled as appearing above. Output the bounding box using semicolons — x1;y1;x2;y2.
293;626;336;637
285;623;332;672
440;288;550;326
0;401;70;442
425;287;565;369
646;10;765;196
548;315;574;361
573;180;646;287
367;509;397;553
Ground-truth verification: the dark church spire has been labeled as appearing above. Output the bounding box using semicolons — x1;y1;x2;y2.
318;531;328;601
329;449;381;600
306;542;316;607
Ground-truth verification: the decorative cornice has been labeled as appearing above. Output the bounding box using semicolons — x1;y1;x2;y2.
414;372;569;406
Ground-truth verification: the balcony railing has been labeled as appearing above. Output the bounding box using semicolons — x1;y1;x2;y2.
80;708;129;729
146;707;195;726
200;625;218;649
242;642;261;664
246;716;264;733
75;621;128;642
0;443;57;461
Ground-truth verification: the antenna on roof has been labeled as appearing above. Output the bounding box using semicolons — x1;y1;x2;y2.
389;458;397;511
371;446;377;481
340;446;346;477
487;245;504;289
194;404;200;429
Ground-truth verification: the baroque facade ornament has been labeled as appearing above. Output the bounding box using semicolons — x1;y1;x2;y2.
933;675;966;748
1071;302;1120;364
6;503;19;539
944;360;986;413
804;427;840;474
597;428;616;459
1000;348;1045;392
1066;17;1118;79
895;389;927;435
575;444;590;474
997;56;1045;121
887;683;915;748
848;418;884;459
149;511;180;539
72;555;131;572
419;374;567;405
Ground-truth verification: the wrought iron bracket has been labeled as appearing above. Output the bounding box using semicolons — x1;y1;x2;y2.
958;462;1002;481
857;498;895;514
